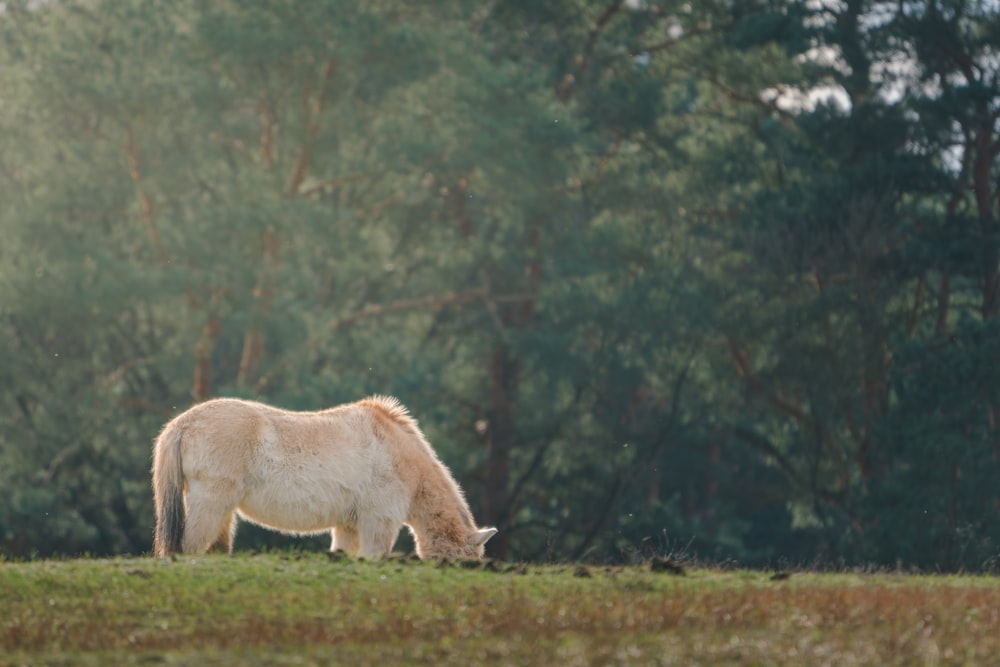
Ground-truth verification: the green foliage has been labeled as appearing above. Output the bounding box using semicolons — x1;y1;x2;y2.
860;316;1000;570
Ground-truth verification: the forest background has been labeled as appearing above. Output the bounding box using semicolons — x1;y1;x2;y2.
1;0;998;571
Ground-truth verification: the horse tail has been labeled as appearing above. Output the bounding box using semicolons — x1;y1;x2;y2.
152;421;185;556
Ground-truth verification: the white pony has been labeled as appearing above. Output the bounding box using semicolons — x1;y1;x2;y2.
152;395;496;560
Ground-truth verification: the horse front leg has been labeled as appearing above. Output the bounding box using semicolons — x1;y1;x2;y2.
357;517;399;558
330;525;360;555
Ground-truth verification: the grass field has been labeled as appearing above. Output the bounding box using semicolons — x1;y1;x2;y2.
2;552;998;666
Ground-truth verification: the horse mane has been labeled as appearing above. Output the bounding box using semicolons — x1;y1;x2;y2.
356;394;421;436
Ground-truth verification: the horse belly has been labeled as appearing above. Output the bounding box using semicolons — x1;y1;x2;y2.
238;480;356;533
237;469;357;534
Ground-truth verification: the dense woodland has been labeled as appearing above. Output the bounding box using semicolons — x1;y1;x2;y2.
1;0;998;569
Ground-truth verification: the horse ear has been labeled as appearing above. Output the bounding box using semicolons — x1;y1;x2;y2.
472;527;498;547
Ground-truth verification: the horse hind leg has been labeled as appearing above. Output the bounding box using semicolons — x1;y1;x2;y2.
182;479;241;554
207;512;237;553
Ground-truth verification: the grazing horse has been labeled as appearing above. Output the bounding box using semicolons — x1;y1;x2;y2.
152;395;496;560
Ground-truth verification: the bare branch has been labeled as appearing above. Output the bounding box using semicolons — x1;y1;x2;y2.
297;172;373;198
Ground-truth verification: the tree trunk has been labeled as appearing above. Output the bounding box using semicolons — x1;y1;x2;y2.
484;343;517;558
237;228;281;386
480;222;542;558
193;311;220;402
971;119;999;459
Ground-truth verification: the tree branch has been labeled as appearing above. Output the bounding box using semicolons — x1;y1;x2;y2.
556;0;625;102
327;288;534;332
124;125;167;264
727;337;813;426
631;22;714;57
288;61;337;197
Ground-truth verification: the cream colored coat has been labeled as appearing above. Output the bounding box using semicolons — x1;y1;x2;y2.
152;396;496;559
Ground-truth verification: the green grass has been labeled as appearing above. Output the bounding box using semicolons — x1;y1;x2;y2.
2;553;998;665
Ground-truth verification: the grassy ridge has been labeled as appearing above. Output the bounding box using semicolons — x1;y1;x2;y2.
2;553;999;665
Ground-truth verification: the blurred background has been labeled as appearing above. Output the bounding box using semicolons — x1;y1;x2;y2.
1;0;998;570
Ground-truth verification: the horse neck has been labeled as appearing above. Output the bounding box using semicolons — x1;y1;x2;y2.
409;462;475;555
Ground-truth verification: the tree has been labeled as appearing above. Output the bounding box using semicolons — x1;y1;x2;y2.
0;0;577;558
697;0;1000;568
1;0;997;569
